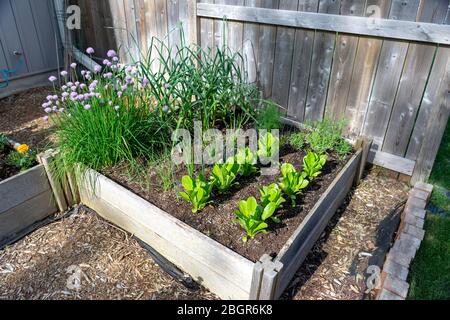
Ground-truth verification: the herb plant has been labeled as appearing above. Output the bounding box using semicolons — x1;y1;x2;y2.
306;118;351;157
288;131;306;151
235;147;257;177
0;133;8;152
210;158;240;193
234;196;277;242
303;151;327;180
279;163;309;206
6;149;37;171
260;183;285;211
178;174;213;213
256;103;281;130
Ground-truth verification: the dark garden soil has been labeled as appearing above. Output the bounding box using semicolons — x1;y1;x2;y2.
0;146;20;181
103;145;351;262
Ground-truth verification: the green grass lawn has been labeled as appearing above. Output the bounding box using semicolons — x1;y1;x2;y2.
408;122;450;300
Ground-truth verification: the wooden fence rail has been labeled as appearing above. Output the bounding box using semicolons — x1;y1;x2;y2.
72;0;450;183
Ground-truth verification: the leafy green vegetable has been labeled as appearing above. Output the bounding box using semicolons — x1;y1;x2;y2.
234;196;277;242
6;149;37;171
178;174;213;213
257;132;279;160
303;151;327;180
279;163;309;206
210;158;240;193
260;183;285;211
0;133;8;152
235;147;257;177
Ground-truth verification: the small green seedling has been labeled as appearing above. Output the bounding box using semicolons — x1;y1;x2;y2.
210;158;240;193
178;174;213;213
0;133;8;152
303;151;327;180
279;163;309;207
6;150;37;171
235;147;257;177
257;132;279;160
260;183;285;212
234;196;277;242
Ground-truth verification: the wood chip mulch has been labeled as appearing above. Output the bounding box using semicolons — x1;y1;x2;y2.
282;168;409;300
0;207;216;300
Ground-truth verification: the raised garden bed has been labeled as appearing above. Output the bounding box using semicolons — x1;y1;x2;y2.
78;140;369;299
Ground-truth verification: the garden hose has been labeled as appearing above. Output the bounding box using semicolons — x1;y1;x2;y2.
0;56;24;89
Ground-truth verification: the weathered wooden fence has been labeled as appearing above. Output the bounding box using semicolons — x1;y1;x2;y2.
71;0;450;184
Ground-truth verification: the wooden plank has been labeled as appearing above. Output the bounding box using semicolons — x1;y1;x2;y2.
344;0;392;139
196;2;450;45
286;0;319;121
38;150;67;213
154;0;169;50
0;190;57;243
199;0;214;51
304;0;340;121
411;60;450;183
367;148;416;176
382;0;448;157
28;0;59;69
0;165;50;213
179;0;189;42
123;0;140;61
257;0;279;98
187;0;199;46
79;169;255;298
271;0;299;110
275;150;361;298
134;0;148;57
354;137;373;186
406;47;450;160
248;260;264;300
242;0;262;84
326;0;365;120
81;191;251;299
362;0;420;149
167;0;181;50
213;0;227;51
108;0;130;62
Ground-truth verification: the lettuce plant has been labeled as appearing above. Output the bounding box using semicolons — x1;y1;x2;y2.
235;147;257;177
279;163;309;206
178;174;213;213
260;183;285;211
303;151;327;180
257;132;279;160
234;196;277;242
210;158;240;193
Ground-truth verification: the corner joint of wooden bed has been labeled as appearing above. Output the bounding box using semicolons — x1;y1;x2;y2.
251;254;284;300
353;136;373;187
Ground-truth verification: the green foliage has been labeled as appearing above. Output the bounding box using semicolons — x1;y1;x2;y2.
234;196;277;242
6;150;37;171
306;118;351;157
178;174;213;213
0;133;8;152
303;151;327;180
279;163;309;206
235;147;257;177
288;131;306;151
259;183;285;211
210;158;240;193
257;132;279;159
256;103;281;130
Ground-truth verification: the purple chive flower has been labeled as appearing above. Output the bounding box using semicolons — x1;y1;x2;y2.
44;107;52;113
108;101;113;106
162;105;169;113
114;105;120;111
70;62;77;69
42;116;49;122
164;83;171;89
94;65;102;73
112;56;119;62
67;81;73;87
70;92;78;98
117;91;123;97
84;93;90;100
142;78;149;86
103;59;110;65
80;83;87;89
104;84;109;90
52;106;58;111
46;95;53;100
71;86;77;91
62;92;69;98
103;72;113;79
86;47;95;55
121;84;128;91
107;50;117;58
61;85;68;91
48;76;57;82
59;108;65;112
52;95;58;100
60;70;68;77
75;81;80;86
84;104;91;110
81;70;86;76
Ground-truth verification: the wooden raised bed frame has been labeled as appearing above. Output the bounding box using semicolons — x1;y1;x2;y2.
78;139;371;300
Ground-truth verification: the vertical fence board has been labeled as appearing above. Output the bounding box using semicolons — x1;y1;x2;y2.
242;0;262;84
326;0;365;120
167;0;181;50
362;0;420;149
199;0;214;50
344;0;392;138
271;0;299;111
304;0;340;121
257;0;279;98
286;0;319;121
227;0;244;71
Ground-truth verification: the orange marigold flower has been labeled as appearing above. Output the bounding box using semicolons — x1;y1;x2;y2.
17;144;29;154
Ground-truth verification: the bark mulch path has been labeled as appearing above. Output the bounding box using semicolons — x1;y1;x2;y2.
0;87;54;150
282;168;409;300
0;207;215;300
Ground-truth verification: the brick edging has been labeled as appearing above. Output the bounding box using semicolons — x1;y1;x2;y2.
376;182;433;300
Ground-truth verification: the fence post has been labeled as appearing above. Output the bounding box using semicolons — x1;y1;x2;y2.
188;0;199;46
